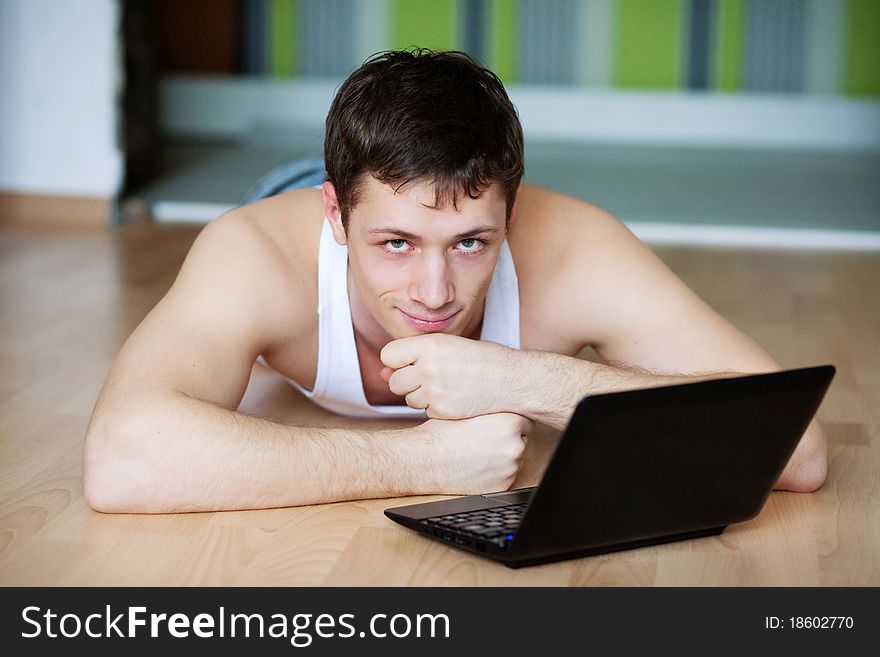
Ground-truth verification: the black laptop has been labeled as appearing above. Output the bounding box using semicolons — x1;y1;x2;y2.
385;365;835;568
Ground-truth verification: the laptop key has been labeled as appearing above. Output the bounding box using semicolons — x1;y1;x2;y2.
471;528;503;537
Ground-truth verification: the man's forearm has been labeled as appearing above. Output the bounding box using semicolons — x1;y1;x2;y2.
508;351;703;430
84;393;427;513
505;350;827;492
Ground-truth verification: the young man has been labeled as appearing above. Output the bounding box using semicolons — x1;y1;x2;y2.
83;50;827;513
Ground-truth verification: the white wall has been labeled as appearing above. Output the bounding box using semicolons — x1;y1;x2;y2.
0;0;123;197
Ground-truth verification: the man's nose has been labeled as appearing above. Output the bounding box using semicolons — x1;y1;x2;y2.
409;252;455;310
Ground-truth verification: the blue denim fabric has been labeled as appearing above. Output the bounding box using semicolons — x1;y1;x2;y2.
240;157;327;205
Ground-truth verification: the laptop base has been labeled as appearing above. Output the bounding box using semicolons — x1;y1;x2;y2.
503;525;727;568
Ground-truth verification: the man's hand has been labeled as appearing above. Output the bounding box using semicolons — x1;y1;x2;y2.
380;334;518;419
414;413;532;494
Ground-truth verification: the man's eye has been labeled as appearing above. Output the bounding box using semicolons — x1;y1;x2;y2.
458;238;482;251
387;239;408;251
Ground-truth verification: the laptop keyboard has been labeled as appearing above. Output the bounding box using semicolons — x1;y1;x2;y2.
422;503;527;544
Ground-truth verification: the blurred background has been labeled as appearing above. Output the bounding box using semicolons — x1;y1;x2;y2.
1;0;878;248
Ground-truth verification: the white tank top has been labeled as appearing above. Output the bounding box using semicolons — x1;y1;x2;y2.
265;218;521;419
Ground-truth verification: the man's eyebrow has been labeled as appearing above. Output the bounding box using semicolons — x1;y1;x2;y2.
366;226;502;240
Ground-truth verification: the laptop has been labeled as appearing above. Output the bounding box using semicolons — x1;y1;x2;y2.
385;365;835;568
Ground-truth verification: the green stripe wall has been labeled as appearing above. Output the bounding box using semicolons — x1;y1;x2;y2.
843;0;880;97
613;0;684;90
488;0;519;83
714;0;745;91
239;0;879;97
390;0;459;51
269;0;296;78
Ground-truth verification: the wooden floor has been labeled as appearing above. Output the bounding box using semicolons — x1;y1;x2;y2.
0;222;878;586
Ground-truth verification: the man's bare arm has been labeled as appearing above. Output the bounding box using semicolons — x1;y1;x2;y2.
86;391;426;512
86;380;530;512
385;336;825;493
503;351;827;493
514;204;827;492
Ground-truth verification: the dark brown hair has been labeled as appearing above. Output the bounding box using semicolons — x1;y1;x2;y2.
324;48;524;230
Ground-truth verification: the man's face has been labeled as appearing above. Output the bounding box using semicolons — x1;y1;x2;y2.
324;175;508;346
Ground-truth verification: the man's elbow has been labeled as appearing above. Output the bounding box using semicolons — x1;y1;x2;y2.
83;470;120;514
82;416;158;514
83;455;135;513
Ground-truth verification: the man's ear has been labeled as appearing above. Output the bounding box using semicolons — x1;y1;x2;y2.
322;181;348;246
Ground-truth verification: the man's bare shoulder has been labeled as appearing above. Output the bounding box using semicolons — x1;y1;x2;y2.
508;183;625;258
508;183;654;352
509;182;740;364
231;187;325;269
182;188;325;348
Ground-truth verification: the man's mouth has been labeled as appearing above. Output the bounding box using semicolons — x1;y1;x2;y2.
398;309;459;332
